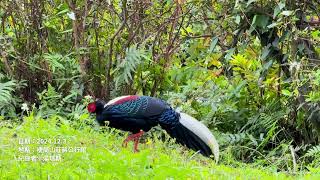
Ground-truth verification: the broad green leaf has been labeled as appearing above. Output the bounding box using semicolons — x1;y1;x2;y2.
224;48;235;61
235;15;241;24
252;15;257;25
252;15;270;29
281;89;292;96
298;43;305;52
267;22;278;29
273;6;281;18
281;11;293;16
278;2;285;10
311;30;320;39
273;2;285;18
56;9;69;16
208;37;218;53
262;60;273;72
261;46;271;60
60;29;73;34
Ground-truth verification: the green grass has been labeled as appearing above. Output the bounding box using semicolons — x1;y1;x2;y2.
0;114;319;179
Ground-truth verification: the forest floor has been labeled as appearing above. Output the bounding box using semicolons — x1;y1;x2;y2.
0;115;319;180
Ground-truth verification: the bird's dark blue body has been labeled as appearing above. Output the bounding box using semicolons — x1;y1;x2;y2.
95;96;180;133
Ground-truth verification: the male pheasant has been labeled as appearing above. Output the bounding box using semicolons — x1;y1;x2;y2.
87;95;219;162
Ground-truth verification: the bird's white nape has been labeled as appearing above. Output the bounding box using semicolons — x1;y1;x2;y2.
105;95;131;107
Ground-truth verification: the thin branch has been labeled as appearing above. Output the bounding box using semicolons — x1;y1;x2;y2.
106;0;127;100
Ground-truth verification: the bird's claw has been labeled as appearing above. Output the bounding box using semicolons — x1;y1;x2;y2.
133;148;140;153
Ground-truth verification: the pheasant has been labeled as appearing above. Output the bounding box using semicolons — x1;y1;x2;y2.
87;95;219;162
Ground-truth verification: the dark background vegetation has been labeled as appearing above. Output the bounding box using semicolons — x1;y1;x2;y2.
1;0;320;171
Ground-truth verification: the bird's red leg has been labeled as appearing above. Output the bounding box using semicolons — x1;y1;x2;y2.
122;137;130;147
133;138;140;152
122;133;140;147
122;130;144;152
133;131;144;152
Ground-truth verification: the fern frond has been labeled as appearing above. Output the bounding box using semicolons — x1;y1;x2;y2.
305;145;320;157
44;53;65;73
221;133;247;144
114;45;149;87
0;80;17;104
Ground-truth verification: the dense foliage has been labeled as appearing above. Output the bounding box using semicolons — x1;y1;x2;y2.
1;0;320;176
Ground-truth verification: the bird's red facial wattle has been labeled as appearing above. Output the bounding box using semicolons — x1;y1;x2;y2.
87;102;96;113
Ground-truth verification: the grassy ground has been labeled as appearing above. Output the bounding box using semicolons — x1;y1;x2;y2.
0;114;319;179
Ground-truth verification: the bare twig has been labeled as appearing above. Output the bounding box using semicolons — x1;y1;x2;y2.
106;0;128;100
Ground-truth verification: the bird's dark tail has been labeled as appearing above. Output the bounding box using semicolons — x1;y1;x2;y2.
163;112;219;162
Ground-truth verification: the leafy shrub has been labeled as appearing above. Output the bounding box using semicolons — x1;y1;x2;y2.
0;73;25;118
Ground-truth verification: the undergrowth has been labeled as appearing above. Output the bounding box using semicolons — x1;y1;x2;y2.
0;113;319;179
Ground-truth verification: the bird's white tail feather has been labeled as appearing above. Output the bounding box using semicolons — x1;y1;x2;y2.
179;113;219;162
